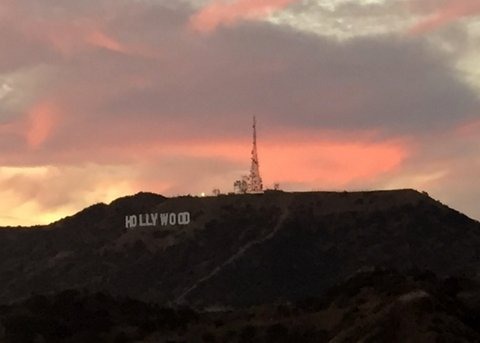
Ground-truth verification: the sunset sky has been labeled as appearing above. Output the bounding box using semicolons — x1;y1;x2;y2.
1;0;480;225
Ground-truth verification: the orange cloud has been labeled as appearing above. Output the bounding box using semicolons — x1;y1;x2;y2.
26;101;59;148
0;164;138;226
85;30;128;53
0;1;157;60
262;140;408;187
17;15;128;56
56;27;127;55
148;133;409;189
190;0;299;32
410;0;480;34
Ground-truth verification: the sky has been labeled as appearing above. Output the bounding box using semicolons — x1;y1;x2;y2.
0;0;479;225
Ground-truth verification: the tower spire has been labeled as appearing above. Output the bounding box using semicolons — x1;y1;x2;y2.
248;116;263;192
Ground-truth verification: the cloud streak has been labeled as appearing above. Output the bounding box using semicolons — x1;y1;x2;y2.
410;0;480;34
190;0;300;32
26;101;59;149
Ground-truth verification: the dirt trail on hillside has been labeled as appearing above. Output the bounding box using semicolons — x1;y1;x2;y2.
174;199;293;305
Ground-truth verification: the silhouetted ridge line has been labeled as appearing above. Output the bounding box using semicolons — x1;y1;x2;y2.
0;189;478;310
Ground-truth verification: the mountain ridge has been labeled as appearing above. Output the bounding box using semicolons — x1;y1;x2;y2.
0;189;479;309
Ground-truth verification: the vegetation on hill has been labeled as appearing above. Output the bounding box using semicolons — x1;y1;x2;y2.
0;269;479;342
0;190;479;310
0;190;479;341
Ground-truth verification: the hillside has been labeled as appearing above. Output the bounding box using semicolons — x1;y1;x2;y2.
1;269;479;342
0;189;479;309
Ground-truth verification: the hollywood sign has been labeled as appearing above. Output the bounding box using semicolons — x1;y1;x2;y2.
125;212;190;229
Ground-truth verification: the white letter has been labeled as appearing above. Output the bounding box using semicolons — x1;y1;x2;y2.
160;213;169;226
151;213;158;226
178;212;191;225
169;213;177;225
125;215;137;229
139;214;147;227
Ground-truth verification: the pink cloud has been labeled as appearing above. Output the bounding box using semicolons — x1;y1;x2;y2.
7;2;158;60
143;133;409;189
410;0;480;34
26;101;59;149
39;23;128;56
85;29;128;53
2;3;128;57
190;0;299;32
261;136;408;188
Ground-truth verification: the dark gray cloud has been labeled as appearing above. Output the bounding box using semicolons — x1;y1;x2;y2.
46;5;480;139
0;0;477;169
0;0;477;165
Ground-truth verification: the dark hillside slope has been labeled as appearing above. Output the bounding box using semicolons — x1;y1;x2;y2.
0;189;479;308
1;269;479;342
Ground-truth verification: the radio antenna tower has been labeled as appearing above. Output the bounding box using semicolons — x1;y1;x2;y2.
248;116;263;192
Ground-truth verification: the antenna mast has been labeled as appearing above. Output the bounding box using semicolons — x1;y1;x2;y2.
248;116;263;192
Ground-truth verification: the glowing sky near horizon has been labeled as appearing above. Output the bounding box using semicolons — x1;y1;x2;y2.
0;0;480;225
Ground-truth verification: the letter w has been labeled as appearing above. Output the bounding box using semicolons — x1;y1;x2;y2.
160;213;169;226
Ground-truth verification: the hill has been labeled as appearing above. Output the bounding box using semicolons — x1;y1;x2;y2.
0;189;479;309
1;269;479;342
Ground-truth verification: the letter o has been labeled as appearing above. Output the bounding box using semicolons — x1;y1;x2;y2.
178;212;191;225
169;213;177;225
